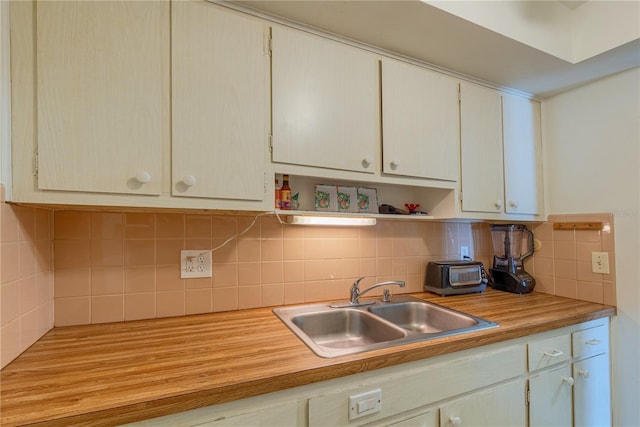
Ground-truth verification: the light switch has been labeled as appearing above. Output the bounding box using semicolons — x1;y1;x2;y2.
591;252;610;274
349;389;382;420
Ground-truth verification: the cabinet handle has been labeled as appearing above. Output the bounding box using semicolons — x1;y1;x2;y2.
135;170;151;184
494;199;503;209
544;349;564;357
390;160;400;169
183;175;197;187
562;376;575;386
509;200;519;208
585;339;601;345
579;369;590;379
362;156;373;168
449;416;462;426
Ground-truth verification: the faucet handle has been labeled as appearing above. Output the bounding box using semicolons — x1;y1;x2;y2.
353;276;366;289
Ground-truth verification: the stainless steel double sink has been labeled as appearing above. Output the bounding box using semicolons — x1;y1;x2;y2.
273;295;498;358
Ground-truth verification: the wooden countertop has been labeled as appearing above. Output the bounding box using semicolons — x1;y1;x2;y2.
0;290;615;426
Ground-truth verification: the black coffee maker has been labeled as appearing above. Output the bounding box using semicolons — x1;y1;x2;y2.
489;224;536;294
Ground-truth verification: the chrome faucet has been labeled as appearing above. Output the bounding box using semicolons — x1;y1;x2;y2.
350;277;405;305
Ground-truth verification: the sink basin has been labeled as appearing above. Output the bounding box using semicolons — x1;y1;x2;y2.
274;296;498;358
291;309;407;349
368;301;479;333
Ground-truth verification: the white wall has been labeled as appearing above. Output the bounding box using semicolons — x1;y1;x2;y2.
542;67;640;426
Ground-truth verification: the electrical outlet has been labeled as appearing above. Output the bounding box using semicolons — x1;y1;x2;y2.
460;246;470;259
591;252;610;274
181;250;212;278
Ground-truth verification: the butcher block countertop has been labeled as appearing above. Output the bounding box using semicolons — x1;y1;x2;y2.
0;290;615;426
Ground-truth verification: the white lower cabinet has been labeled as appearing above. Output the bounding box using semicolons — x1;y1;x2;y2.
131;319;610;427
440;380;525;427
527;319;611;427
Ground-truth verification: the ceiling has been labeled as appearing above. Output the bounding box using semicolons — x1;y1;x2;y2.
230;0;640;98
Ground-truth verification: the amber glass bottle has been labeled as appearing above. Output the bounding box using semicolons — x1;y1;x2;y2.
280;175;292;210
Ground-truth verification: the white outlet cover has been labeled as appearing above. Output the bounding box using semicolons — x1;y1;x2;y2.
181;250;212;278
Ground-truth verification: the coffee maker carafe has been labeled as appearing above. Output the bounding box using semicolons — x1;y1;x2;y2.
489;224;536;294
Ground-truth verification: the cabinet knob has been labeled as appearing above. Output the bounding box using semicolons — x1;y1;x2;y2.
579;369;590;379
562;376;575;386
494;200;503;209
449;416;462;426
183;175;197;187
390;160;400;169
362;156;373;168
509;200;519;208
135;170;151;184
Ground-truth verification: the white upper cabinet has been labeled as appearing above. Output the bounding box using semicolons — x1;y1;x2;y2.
171;1;268;201
381;58;459;182
36;1;167;195
502;93;543;215
459;82;505;214
271;26;379;174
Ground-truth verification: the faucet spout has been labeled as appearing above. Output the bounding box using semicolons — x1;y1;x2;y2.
350;277;405;305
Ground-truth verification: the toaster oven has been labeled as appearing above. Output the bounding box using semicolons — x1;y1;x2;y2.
425;260;487;296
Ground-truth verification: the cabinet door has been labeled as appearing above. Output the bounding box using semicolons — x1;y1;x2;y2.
502;94;543;215
172;1;267;201
271;26;379;173
574;354;612;427
528;365;573;427
36;1;167;195
459;82;504;213
440;380;526;427
381;58;459;182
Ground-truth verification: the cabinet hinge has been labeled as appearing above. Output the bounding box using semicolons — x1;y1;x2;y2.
526;388;530;406
266;33;273;56
268;132;273;153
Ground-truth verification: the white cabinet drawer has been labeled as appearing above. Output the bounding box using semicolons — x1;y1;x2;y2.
572;324;609;360
527;334;571;372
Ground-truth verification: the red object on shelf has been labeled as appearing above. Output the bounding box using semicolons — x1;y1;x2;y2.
405;203;420;212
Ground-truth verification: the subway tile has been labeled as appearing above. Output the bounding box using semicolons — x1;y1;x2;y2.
155;239;183;266
239;285;262;310
36;271;53;306
555;278;577;299
20;241;37;277
124;213;155;239
91;239;123;267
533;257;554;277
261;261;283;285
532;223;553;241
212;216;238;239
1;243;19;284
283;261;304;283
19;275;37;315
553;229;575;242
54;239;91;270
156;291;185;318
576;281;604;304
55;268;91;298
284;282;305;305
35;209;52;241
325;279;350;301
1;319;21;369
603;281;617;306
376;258;393;277
184;238;212;251
554;259;577;280
1;281;20;325
123;239;155;266
91;267;125;295
553;240;576;260
125;266;156;293
376;238;393;258
576;241;601;262
283;238;304;261
211;238;237;263
303;281;326;302
125;293;156;321
185;276;213;290
392;257;408;276
185;215;212;239
392;238;408;258
91;212;123;239
304;259;341;281
213;287;238;312
212;263;237;287
156;213;184;239
341;238;360;258
238;238;260;262
35;239;52;273
15;205;36;242
360;258;377;277
55;297;91;326
260;216;282;239
261;239;283;262
262;283;284;307
19;308;39;353
36;301;53;337
359;238;376;258
91;295;124;324
576;229;601;243
237;216;261;239
238;262;261;286
186;288;212;315
54;211;91;240
1;203;19;243
534;240;554;259
576;261;603;284
156;265;184;291
340;258;361;279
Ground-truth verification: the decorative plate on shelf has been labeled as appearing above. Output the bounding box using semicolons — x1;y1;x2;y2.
337;186;358;213
314;185;338;212
357;187;378;214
